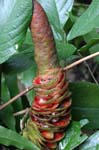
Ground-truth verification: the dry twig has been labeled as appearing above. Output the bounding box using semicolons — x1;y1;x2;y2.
0;85;34;110
63;52;99;71
13;108;29;117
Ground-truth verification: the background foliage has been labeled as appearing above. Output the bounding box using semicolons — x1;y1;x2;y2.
0;0;99;149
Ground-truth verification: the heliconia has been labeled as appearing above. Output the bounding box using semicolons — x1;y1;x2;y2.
23;0;71;149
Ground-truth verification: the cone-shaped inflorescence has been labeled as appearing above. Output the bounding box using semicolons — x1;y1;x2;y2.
23;0;71;149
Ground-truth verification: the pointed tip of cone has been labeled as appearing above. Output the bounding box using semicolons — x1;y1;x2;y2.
30;0;59;75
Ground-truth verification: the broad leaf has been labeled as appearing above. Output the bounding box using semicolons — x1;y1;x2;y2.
59;119;88;150
57;42;76;60
69;82;99;129
67;0;99;40
83;29;99;43
3;44;35;74
54;0;74;28
79;131;99;150
38;0;74;39
82;29;99;63
0;0;32;64
79;29;99;53
0;126;39;150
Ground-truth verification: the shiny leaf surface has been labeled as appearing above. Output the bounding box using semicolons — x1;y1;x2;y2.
0;0;32;63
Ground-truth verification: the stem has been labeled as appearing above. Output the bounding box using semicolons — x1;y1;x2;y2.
20;108;30;130
13;108;29;117
74;2;89;7
63;52;99;71
0;85;34;110
92;64;98;74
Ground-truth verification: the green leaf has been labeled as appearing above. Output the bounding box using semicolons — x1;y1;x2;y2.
89;43;99;64
85;145;99;150
65;55;80;65
79;29;99;53
83;29;99;63
69;81;99;129
0;0;32;64
83;29;99;43
0;126;39;150
57;42;76;60
78;39;99;52
79;119;89;128
54;0;74;28
3;44;35;74
0;76;15;130
25;29;33;45
59;119;88;150
38;0;74;41
67;0;99;40
79;131;99;150
20;66;37;105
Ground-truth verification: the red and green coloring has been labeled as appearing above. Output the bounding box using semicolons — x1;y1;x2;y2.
23;0;71;149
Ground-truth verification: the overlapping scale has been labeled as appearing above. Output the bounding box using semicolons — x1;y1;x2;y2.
30;69;71;149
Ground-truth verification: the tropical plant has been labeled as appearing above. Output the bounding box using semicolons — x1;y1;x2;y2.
0;0;99;150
